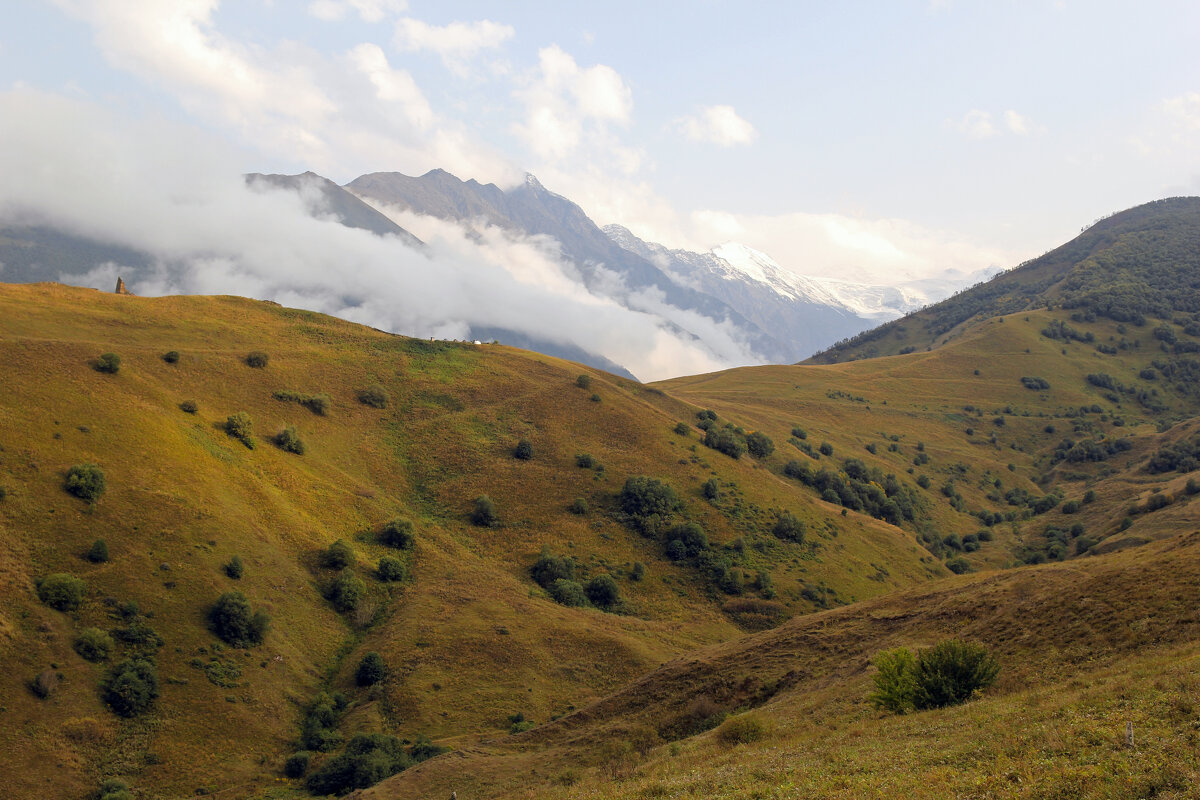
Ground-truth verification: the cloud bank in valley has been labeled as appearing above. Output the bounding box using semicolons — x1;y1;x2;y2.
0;89;760;381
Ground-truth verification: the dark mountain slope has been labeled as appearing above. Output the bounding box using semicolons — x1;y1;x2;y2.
246;171;423;245
810;196;1200;364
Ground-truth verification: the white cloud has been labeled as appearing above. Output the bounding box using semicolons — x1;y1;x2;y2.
954;109;997;139
348;43;432;129
1004;109;1032;135
393;17;514;74
954;108;1042;139
512;45;633;162
680;105;757;146
308;0;408;23
1164;92;1200;130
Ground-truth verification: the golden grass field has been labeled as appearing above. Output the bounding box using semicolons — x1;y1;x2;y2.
0;282;1196;799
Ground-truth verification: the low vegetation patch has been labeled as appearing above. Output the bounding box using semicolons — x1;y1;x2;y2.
209;591;269;647
36;573;85;611
357;384;390;408
94;352;121;373
224;412;255;449
64;463;106;502
102;657;160;717
273;390;331;415
245;351;269;368
869;639;999;714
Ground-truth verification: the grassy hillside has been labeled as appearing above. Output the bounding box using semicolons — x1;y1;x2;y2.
810;196;1200;364
0;283;937;799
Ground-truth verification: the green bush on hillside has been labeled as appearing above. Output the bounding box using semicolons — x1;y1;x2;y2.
224;555;244;579
323;539;354;568
704;426;747;459
86;538;110;563
576;374;592;389
869;640;999;714
327;569;365;613
702;477;720;500
619;476;681;519
74;627;115;662
102;657;159;717
273;426;305;454
97;778;135;800
471;495;499;527
673;421;691;436
513;438;534;460
36;573;86;611
162;350;180;364
245;351;269;368
568;497;588;515
283;751;311;779
377;556;406;582
94;352;121;374
180;399;198;414
225;412;255;449
746;431;775;459
548;579;589;607
305;733;411;795
717;712;768;744
273;390;331;415
209;591;269;647
65;463;106;501
355;651;387;686
357;384;390;409
531;548;575;589
584;574;621;610
771;511;805;543
379;518;414;549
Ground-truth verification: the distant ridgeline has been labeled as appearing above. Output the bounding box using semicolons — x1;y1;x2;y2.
810;197;1200;364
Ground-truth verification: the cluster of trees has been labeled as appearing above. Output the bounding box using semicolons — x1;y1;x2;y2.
530;547;621;610
1146;434;1200;474
783;457;920;526
1050;436;1132;465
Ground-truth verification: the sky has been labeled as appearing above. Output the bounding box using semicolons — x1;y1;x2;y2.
1;1;1198;378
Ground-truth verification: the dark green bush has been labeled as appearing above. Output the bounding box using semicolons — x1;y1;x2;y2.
306;733;411;795
300;692;346;752
548;579;589;607
575;453;596;469
819;442;834;456
568;497;588;515
162;350;180;364
224;555;244;580
36;573;86;611
86;539;110;563
273;426;305;454
673;422;690;436
584;574;620;609
868;647;917;713
531;547;575;589
704;426;747;459
702;477;720;500
94;352;121;374
283;751;311;779
771;512;805;543
179;399;198;414
323;539;354;568
576;374;592;389
870;640;998;713
245;351;269;368
619;476;681;518
630;561;646;581
716;712;768;744
513;439;533;460
103;657;160;717
471;495;499;527
377;556;406;582
379;518;414;550
791;426;807;439
746;431;775;459
328;569;365;613
74;627;115;662
273;390;330;415
97;778;135;800
357;384;390;409
945;557;971;574
209;591;269;647
65;463;106;502
590;393;602;403
225;412;255;449
355;651;387;686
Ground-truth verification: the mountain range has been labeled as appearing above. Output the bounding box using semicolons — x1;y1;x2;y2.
0;168;997;380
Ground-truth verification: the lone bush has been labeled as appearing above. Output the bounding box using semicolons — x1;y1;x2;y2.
772;511;805;543
471;495;499;527
674;421;691;436
179;399;198;414
379;518;414;549
702;477;720;500
584;574;620;610
717;712;767;744
357;384;390;409
355;651;387;686
746;431;775;459
283;751;311;779
575;453;597;469
74;627;115;662
869;640;999;713
103;658;159;717
513;439;534;460
328;569;366;613
209;591;269;647
97;778;135;800
245;351;269;368
162;350;180;364
576;374;592;389
94;352;121;374
224;555;244;580
323;539;354;568
568;497;588;515
65;463;106;502
273;426;305;454
36;573;86;611
548;579;589;607
619;476;681;519
86;539;110;563
225;412;255;449
377;556;406;582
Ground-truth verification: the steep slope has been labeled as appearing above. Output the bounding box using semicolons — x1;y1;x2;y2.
0;282;939;799
246;172;423;245
346;170;794;364
810;196;1200;364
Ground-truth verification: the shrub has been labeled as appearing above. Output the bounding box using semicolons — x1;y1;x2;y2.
209;591;269;647
791;426;807;439
513;439;533;460
283;751;311;779
868;647;917;714
64;463;106;502
94;352;121;374
357;384;390;409
619;476;681;518
576;374;592;389
86;539;110;563
245;351;269;368
103;658;159;717
575;453;596;469
36;573;86;611
377;556;406;582
945;557;971;574
328;569;365;613
305;733;411;795
1061;500;1081;514
224;555;244;580
819;442;834;456
673;422;690;436
273;426;305;454
471;495;499;527
355;651;387;686
323;539;354;568
746;431;775;459
716;712;767;744
916;474;931;489
911;640;1000;709
584;574;620;610
97;778;135;800
630;561;646;581
274;390;330;416
162;350;180;364
568;497;588;515
771;511;805;543
548;579;589;607
704;426;747;459
702;477;720;500
379;518;414;550
531;548;575;589
225;412;255;448
179;399;198;414
590;393;602;402
74;627;115;662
